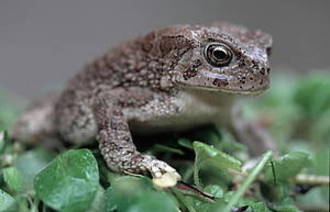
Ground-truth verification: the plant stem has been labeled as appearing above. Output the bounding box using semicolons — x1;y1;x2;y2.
223;151;273;212
293;174;329;186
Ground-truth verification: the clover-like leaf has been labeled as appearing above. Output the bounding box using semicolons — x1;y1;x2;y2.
106;176;178;212
3;167;23;193
193;141;242;186
15;148;55;192
34;149;99;212
265;151;310;182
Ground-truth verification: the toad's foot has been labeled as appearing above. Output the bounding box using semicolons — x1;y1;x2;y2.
140;155;181;180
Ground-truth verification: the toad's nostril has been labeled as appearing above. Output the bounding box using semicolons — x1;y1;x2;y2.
266;47;272;56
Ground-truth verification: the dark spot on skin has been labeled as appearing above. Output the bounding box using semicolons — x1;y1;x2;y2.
238;60;246;68
260;68;265;75
251;60;258;69
183;59;201;80
240;85;243;89
183;68;197;80
192;59;202;68
213;78;229;87
266;68;270;74
239;77;246;84
259;79;264;85
249;77;254;80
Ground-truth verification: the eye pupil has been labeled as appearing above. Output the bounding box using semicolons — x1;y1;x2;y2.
213;49;227;59
204;43;233;67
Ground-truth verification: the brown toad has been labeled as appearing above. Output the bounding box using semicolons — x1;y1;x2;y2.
13;23;274;181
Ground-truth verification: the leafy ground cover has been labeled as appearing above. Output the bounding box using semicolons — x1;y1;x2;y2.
0;72;329;212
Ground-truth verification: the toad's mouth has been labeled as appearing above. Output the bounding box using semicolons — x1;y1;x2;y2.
201;71;233;81
186;84;267;95
176;70;269;95
201;71;269;95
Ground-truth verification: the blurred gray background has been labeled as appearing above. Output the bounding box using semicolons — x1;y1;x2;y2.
1;0;329;97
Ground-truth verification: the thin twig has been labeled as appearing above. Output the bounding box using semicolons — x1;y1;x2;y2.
292;174;329;186
223;151;273;212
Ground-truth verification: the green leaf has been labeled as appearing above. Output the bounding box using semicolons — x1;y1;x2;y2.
153;144;184;155
294;74;330;118
0;189;16;212
106;176;178;212
3;167;23;193
249;202;271;212
260;181;292;203
34;149;99;212
106;176;152;211
14;148;55;192
193;141;241;186
177;138;193;150
265;152;310;182
87;186;106;212
204;185;224;199
274;202;303;212
193;141;241;171
126;192;178;212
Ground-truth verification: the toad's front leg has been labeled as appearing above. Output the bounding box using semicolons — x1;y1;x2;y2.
92;91;181;180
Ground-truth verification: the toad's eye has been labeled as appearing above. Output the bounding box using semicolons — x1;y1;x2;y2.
204;43;233;67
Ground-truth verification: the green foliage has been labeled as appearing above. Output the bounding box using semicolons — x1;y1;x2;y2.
0;189;16;212
106;176;178;212
264;152;311;183
193;141;241;171
193;141;241;187
294;74;330;118
15;149;55;192
3;167;23;193
34;149;100;212
214;151;273;212
0;72;329;212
